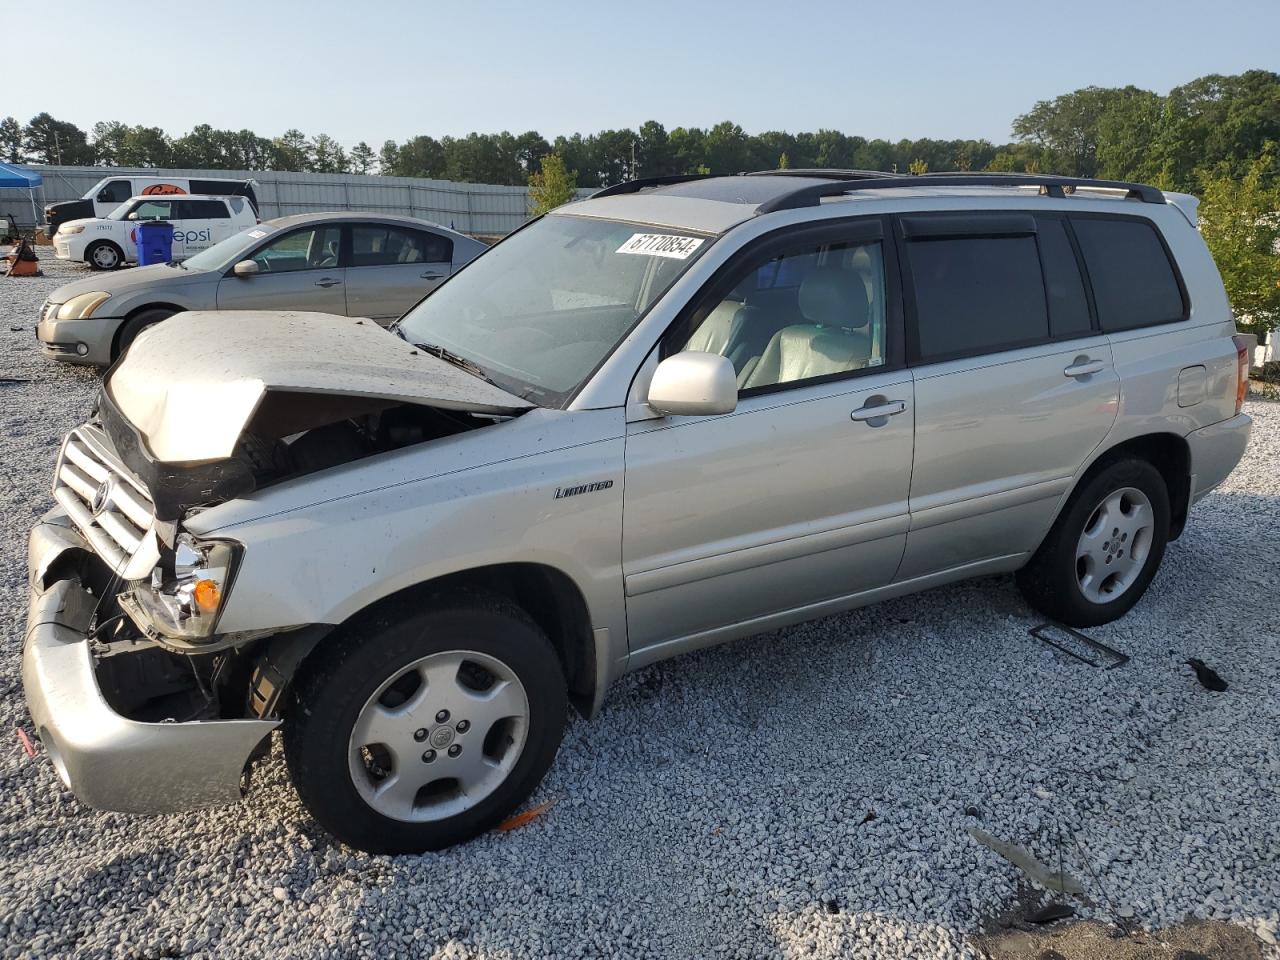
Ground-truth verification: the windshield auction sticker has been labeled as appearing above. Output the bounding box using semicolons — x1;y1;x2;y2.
616;233;705;259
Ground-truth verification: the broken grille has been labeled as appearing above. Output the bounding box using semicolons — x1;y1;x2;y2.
53;426;159;580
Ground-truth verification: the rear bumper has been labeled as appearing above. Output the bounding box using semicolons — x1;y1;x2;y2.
1187;412;1252;503
22;512;278;814
36;314;121;366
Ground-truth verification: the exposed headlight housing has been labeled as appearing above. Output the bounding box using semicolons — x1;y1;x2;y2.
61;224;86;235
56;291;111;320
123;534;241;643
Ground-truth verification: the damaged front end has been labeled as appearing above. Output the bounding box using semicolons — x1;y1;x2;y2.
23;311;534;813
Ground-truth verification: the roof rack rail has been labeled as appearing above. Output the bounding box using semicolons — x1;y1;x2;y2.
755;173;1166;213
744;168;902;181
589;174;717;199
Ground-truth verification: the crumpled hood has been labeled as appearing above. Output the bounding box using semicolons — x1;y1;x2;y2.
106;310;533;463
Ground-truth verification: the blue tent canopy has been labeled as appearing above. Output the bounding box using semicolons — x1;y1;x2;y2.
0;162;44;235
0;162;42;188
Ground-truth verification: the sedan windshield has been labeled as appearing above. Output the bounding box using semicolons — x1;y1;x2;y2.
105;201;133;220
396;215;712;405
183;224;280;271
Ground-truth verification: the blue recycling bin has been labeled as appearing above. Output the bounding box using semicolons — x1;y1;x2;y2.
136;220;175;265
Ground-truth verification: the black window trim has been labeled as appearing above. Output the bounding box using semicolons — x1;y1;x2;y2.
1067;211;1190;334
895;212;1109;368
658;215;905;402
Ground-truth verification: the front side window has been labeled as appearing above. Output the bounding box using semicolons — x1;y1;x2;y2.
250;226;342;273
678;238;887;391
352;225;452;266
97;179;132;203
1071;217;1185;331
907;235;1048;361
396;215;711;405
129;200;173;221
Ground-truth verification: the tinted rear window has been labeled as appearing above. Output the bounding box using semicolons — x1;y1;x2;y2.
1038;218;1092;338
1071;218;1184;331
178;199;230;219
907;235;1048;360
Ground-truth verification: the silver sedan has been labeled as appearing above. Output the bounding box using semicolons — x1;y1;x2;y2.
36;211;488;366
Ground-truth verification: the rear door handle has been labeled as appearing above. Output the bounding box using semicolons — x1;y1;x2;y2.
850;399;907;422
1064;359;1105;378
420;271;445;280
315;278;342;288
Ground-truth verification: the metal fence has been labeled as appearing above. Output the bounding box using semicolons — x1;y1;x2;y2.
2;164;594;237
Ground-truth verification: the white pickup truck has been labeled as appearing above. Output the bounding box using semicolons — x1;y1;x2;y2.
53;195;258;269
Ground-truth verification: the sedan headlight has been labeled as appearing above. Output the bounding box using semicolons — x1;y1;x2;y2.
60;224;86;235
126;534;241;642
56;291;111;320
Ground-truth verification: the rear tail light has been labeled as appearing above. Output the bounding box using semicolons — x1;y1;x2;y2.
1232;334;1250;415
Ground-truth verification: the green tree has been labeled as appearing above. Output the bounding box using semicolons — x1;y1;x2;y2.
310;133;348;173
528;153;578;215
23;112;94;164
271;129;312;172
350;141;376;175
0;116;21;162
1197;145;1280;338
777;152;791;170
90;121;128;165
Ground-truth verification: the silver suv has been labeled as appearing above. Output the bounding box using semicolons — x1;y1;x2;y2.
23;171;1253;854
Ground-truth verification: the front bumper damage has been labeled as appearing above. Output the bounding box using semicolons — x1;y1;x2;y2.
21;511;278;814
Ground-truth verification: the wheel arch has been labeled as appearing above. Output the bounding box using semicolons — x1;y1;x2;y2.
1066;432;1192;541
110;303;184;360
254;562;600;721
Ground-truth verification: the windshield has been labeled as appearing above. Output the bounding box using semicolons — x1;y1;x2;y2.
396;215;712;405
105;201;134;220
183;224;279;272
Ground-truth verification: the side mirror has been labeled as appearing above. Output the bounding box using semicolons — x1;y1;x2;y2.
233;259;260;277
127;212;139;221
647;352;737;417
96;191;110;202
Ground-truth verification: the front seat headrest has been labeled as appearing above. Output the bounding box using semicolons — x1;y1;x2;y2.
798;267;870;329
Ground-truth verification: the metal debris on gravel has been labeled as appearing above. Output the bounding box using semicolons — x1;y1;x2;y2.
1;252;1278;959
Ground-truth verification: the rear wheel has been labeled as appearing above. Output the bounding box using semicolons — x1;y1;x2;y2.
85;240;123;271
283;594;567;854
1016;458;1170;626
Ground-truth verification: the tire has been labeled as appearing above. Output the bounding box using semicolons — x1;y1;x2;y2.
114;308;175;360
283;593;567;854
1017;457;1171;627
85;240;123;271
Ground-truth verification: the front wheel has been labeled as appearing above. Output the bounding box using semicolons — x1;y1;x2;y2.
85;240;123;271
1016;458;1170;627
283;594;567;854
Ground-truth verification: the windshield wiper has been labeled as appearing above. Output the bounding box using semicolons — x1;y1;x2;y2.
410;340;506;390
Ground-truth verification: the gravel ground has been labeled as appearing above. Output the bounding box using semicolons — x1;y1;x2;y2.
1;254;1278;960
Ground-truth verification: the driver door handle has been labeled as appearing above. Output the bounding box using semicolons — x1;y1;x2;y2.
315;278;342;288
420;271;445;280
1064;359;1105;378
850;399;907;422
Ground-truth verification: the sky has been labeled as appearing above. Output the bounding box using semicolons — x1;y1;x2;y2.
8;0;1279;148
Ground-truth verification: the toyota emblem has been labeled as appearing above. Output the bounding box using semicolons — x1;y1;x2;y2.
91;478;115;517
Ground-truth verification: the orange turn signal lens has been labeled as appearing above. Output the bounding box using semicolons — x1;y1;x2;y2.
193;578;221;613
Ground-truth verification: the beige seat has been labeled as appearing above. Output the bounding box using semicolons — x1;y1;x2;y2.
743;267;873;389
